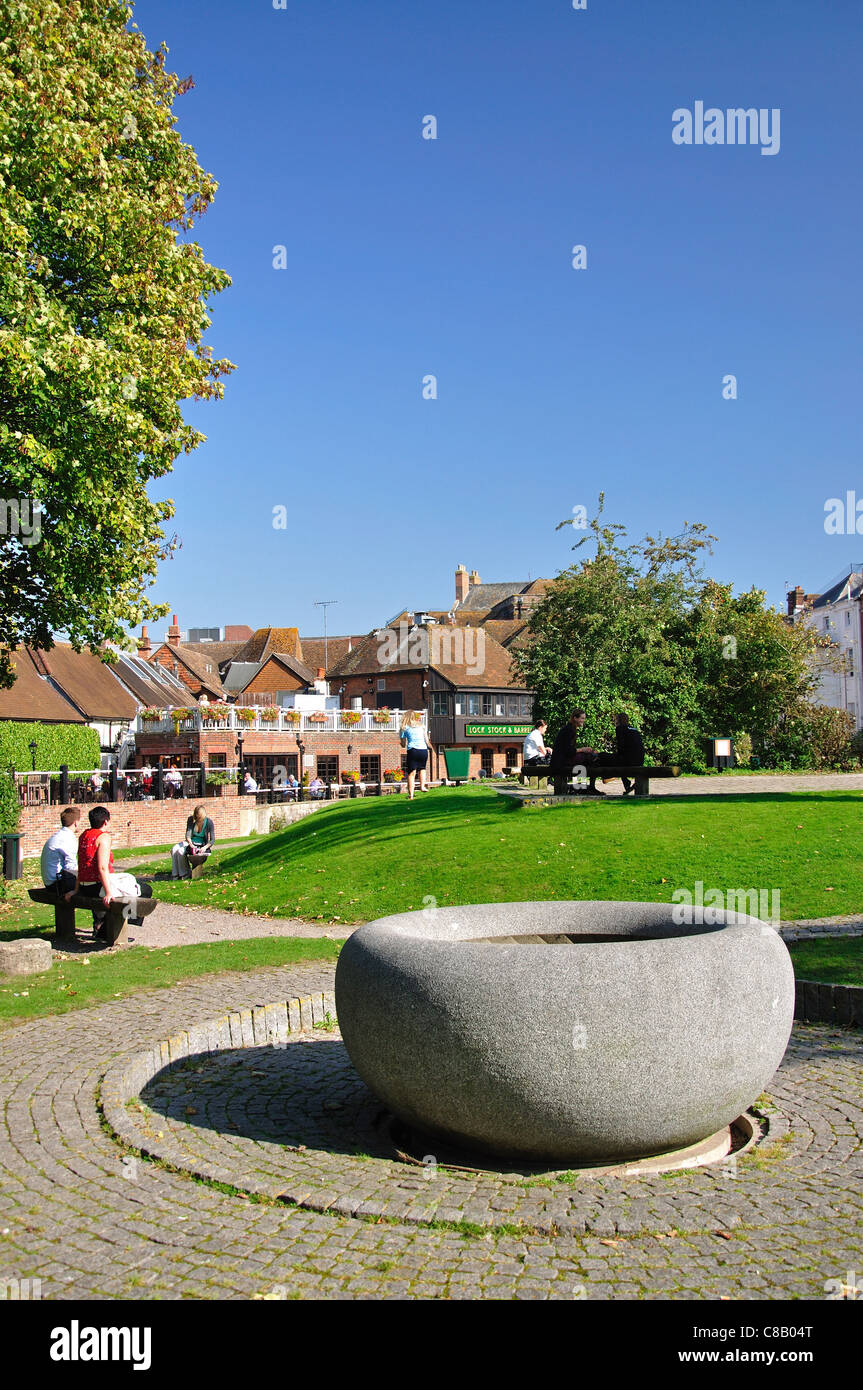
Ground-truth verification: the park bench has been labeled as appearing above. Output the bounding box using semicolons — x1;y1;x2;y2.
28;887;159;947
552;764;681;797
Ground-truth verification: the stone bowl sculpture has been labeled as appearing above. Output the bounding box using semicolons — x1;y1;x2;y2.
334;901;795;1164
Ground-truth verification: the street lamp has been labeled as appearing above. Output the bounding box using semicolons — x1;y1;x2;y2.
28;740;37;771
296;734;305;801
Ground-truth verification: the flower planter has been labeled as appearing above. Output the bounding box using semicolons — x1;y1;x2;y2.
335;901;795;1164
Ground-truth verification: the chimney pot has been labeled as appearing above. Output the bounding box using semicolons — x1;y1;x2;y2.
455;566;470;605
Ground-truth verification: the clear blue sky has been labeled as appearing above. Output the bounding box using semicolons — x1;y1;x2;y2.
130;0;863;641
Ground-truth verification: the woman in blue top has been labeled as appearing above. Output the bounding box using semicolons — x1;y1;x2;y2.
400;712;432;800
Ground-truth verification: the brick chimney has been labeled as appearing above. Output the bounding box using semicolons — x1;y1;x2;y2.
167;614;182;647
787;585;806;617
469;569;480;587
455;565;469;604
137;624;151;656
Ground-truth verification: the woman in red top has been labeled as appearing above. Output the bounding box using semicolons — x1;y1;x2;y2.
71;806;115;906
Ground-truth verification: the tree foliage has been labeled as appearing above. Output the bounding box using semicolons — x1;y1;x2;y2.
513;498;828;770
0;0;234;685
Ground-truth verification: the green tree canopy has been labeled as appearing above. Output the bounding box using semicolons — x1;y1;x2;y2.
513;499;826;769
0;0;234;686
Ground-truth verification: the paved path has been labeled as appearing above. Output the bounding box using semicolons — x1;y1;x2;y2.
0;963;860;1300
651;773;863;796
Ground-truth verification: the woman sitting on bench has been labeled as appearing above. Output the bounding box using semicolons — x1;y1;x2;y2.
172;806;216;880
68;806;152;935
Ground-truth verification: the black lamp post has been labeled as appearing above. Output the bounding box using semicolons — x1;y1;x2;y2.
296;735;305;800
236;732;245;795
28;740;37;771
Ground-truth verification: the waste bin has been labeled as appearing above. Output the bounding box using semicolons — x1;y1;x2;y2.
443;748;471;782
2;832;23;881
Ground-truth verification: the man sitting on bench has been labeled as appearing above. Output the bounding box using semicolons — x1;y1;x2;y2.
67;806;152;936
549;709;610;797
522;719;550;771
613;712;645;795
40;806;82;897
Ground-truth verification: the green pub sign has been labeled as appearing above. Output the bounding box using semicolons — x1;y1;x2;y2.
464;722;532;738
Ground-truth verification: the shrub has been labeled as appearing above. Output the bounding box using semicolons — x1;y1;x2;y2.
0;721;100;772
733;731;753;768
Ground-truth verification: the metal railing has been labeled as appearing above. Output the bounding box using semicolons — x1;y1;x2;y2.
135;705;423;736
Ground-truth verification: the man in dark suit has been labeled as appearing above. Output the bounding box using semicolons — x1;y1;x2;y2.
549;709;605;796
615;713;645;795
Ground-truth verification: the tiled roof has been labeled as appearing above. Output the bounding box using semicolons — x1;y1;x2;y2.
458;581;532;610
30;644;138;720
329;627;528;690
0;649;85;723
183;641;246;669
150;644;224;696
237;651;315;691
235;627;302;664
299;636;364;675
811;574;863;609
482;619;528;647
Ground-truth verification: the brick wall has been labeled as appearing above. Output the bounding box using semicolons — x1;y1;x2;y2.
16;793;326;860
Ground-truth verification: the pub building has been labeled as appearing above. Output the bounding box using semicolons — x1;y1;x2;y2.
330;624;535;781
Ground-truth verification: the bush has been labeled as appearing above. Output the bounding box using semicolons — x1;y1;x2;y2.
733;732;753;768
755;704;855;770
0;721;100;772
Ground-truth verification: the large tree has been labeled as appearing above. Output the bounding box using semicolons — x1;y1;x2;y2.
0;0;234;686
513;499;826;769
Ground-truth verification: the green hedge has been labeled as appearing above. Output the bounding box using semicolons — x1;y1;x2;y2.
0;721;100;774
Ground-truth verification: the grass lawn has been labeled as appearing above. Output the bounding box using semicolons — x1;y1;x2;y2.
149;784;863;924
0;935;343;1025
788;938;863;986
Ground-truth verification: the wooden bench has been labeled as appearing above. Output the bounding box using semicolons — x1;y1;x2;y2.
28;888;159;947
520;764;552;787
551;764;680;797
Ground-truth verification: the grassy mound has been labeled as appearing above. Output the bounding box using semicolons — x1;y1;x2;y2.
152;784;863;925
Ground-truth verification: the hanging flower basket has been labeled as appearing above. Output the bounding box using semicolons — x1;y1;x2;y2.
341;770;361;783
170;707;195;732
235;707;257;725
140;708;163;723
384;768;405;782
284;710;302;725
201;703;230;723
372;708;392;724
307;713;328;724
341;711;364;726
260;706;280;722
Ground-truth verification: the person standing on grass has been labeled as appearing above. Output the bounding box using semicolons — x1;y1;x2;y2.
40;806;82;896
400;711;432;800
171;805;216;880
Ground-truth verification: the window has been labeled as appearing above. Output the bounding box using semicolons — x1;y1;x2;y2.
495;696;505;717
377;690;401;709
505;747;520;768
481;694;493;716
507;696;519;716
480;748;494;774
208;754;226;769
454;694;465;715
316;756;339;783
377;678;386;691
431;692;449;717
467;693;480;716
846;611;852;626
360;755;381;782
519;696;532;717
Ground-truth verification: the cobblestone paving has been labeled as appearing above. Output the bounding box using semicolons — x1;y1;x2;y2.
1;963;861;1301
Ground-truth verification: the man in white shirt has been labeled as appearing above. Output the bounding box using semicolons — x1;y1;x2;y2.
522;720;549;767
40;807;82;895
243;770;258;793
